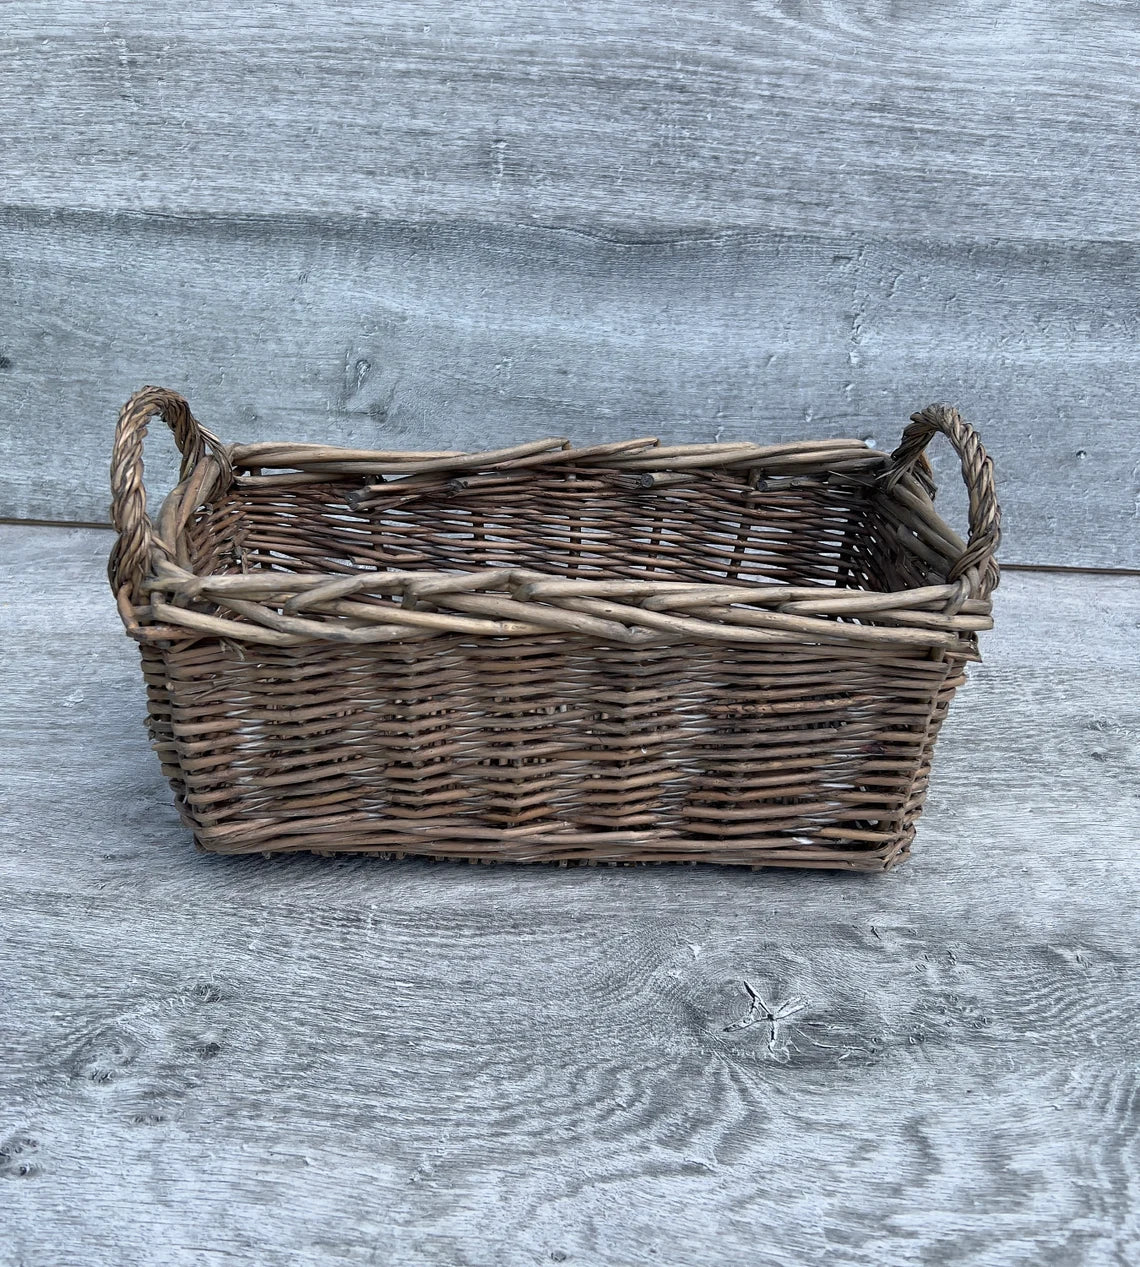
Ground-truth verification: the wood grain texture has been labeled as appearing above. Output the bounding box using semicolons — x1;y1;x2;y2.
4;1;1140;239
3;211;1138;567
1;525;1138;1265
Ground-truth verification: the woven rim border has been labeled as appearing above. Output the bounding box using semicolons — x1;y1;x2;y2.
109;388;1001;653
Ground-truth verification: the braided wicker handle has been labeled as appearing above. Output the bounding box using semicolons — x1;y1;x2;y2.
885;404;1001;599
109;387;228;601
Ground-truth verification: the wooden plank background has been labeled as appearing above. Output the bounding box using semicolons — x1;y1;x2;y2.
2;3;1138;1262
6;1;1140;237
3;210;1137;566
2;526;1139;1265
1;1;1138;567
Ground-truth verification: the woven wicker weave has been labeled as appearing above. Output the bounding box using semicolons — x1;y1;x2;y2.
109;387;1000;870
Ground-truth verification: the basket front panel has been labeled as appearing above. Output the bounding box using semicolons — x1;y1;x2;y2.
154;635;956;867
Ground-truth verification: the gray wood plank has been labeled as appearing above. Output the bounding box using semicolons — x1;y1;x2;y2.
1;525;1138;1265
3;213;1138;567
4;2;1140;240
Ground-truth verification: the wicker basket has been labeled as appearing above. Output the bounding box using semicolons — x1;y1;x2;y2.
109;386;1000;871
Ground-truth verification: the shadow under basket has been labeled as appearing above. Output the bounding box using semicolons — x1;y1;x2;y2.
109;388;1001;871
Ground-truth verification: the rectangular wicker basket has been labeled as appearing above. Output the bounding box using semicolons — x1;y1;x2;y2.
110;387;1000;871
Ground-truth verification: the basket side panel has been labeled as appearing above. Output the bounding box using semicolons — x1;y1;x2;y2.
137;643;193;827
154;636;955;868
886;655;971;867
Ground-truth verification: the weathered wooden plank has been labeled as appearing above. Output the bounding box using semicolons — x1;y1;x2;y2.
2;214;1138;567
1;525;1138;1264
4;2;1140;240
2;889;1137;1266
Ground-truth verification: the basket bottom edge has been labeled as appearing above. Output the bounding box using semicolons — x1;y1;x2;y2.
191;835;910;872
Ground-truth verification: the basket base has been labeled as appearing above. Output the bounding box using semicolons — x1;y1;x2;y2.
190;828;912;872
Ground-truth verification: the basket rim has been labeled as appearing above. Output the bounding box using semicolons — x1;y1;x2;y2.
110;389;1000;654
117;461;990;654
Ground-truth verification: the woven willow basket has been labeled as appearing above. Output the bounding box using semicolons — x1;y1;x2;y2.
110;387;1000;871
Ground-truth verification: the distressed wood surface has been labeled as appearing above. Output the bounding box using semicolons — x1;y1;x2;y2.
1;525;1137;1265
4;2;1140;239
2;212;1138;567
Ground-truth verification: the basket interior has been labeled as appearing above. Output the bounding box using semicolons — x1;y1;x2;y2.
185;466;943;594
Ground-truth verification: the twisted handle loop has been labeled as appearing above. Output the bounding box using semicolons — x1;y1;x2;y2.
109;386;229;601
884;404;1001;599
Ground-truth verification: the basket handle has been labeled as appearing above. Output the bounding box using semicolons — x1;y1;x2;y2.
109;386;229;601
884;404;1001;599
